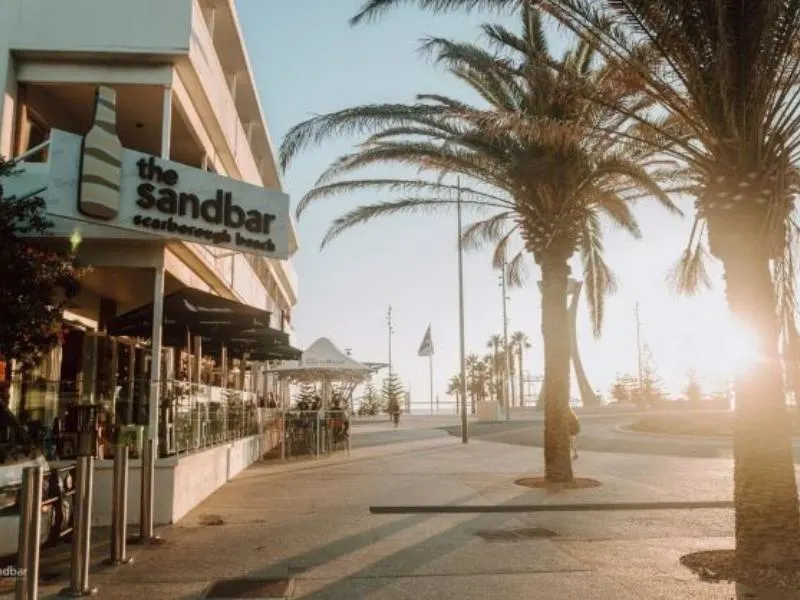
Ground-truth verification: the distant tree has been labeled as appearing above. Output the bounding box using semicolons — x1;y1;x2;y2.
0;159;79;374
296;382;316;406
382;371;405;414
358;380;383;416
447;374;463;413
511;332;531;409
610;374;635;403
685;370;703;409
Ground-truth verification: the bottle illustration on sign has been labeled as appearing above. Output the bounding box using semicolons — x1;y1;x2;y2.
77;86;123;220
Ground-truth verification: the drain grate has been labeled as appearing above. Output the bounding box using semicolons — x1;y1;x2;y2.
205;578;294;599
474;527;558;542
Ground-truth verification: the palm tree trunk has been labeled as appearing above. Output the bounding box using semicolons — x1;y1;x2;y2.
540;257;573;483
518;345;524;408
720;243;800;566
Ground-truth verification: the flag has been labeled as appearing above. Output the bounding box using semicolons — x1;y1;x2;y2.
418;325;434;357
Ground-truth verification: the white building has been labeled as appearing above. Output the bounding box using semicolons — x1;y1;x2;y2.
0;0;299;525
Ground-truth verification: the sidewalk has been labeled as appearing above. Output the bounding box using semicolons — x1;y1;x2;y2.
8;427;791;599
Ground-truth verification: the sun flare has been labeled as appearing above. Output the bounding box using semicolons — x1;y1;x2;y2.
688;319;760;379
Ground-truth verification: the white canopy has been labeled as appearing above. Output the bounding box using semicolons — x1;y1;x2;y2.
271;337;373;382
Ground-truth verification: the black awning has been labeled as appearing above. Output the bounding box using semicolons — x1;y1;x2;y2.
107;287;271;344
201;326;302;362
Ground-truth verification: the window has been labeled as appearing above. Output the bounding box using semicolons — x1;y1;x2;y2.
15;104;50;163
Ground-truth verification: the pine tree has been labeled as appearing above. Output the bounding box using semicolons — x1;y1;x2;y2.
382;370;405;414
358;380;383;416
685;370;703;408
296;382;316;406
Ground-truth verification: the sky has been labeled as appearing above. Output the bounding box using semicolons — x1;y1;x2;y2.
237;0;740;411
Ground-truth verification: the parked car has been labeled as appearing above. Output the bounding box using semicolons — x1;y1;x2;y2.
0;402;74;559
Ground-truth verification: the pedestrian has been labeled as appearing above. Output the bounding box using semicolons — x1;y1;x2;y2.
389;399;400;428
569;408;580;459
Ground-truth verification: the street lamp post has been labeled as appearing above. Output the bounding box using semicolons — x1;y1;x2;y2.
456;179;469;442
500;259;511;421
387;306;394;376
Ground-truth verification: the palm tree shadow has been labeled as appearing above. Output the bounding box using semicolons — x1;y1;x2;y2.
167;487;494;600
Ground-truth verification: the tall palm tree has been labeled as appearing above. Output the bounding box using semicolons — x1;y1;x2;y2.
280;7;681;483
511;331;531;407
349;0;800;573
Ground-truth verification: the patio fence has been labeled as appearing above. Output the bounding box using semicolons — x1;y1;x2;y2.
279;409;350;460
4;377;274;460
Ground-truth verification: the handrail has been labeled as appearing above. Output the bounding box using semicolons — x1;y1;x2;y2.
10;140;52;166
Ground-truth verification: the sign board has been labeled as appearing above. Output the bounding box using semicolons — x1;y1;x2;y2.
39;129;292;259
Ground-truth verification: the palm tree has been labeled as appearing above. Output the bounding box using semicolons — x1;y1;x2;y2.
447;374;463;413
465;353;481;414
486;334;503;402
280;7;681;483
506;340;517;406
511;331;531;407
349;0;800;573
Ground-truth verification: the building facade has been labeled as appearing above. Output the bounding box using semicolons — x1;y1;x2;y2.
0;0;298;436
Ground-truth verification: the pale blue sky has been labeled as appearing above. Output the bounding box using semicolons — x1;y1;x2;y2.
238;0;737;410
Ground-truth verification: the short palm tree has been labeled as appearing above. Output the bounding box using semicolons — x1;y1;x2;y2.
486;334;503;402
280;7;681;482
349;0;800;573
465;353;481;413
446;374;463;412
511;331;531;407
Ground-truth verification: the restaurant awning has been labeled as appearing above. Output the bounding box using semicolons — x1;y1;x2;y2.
107;287;271;346
202;326;303;362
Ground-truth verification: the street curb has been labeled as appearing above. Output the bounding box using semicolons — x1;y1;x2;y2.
613;424;732;441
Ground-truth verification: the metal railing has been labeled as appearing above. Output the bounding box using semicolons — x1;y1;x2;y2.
279;410;350;460
161;382;261;457
4;377;268;460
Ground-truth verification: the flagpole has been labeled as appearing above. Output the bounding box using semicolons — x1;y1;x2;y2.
429;353;434;416
457;177;469;443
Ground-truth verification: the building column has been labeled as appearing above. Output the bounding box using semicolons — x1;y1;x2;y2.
161;86;172;160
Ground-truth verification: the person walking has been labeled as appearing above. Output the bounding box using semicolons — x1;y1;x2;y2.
569;408;581;459
389;399;400;428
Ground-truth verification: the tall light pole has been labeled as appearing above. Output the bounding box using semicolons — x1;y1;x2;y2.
456;178;469;442
500;258;511;421
387;306;394;377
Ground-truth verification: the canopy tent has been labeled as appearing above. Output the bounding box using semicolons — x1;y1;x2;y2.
272;337;374;409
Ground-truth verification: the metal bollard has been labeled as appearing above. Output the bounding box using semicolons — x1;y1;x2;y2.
133;438;163;545
104;446;132;566
140;438;154;540
15;465;43;600
60;456;98;597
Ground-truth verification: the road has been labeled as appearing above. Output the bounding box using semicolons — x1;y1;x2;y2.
434;411;800;461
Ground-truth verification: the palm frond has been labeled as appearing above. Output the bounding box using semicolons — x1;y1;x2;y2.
320;197;494;249
297;178;509;220
666;221;713;296
580;213;618;337
350;0;521;26
460;211;515;251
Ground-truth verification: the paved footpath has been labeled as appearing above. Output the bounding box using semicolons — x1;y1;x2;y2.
8;419;800;599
